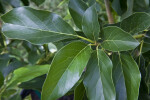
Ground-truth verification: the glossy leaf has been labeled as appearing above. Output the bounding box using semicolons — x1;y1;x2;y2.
121;13;150;34
112;53;127;100
1;7;77;45
42;41;91;100
74;82;85;100
120;52;141;100
133;0;149;12
111;0;133;19
2;59;25;77
111;0;124;16
6;64;50;87
82;4;100;41
19;75;46;91
88;0;96;6
69;0;88;29
121;0;134;19
101;26;139;52
84;50;116;100
5;0;21;7
31;0;45;6
58;0;69;7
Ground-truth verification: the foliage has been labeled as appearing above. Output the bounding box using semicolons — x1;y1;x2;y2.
0;0;150;100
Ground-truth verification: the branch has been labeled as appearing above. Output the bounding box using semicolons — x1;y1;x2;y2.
133;34;145;39
104;0;114;24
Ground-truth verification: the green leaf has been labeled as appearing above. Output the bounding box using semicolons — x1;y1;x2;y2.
121;12;150;34
83;50;116;100
31;0;45;6
21;0;29;6
142;43;150;53
8;92;22;100
112;53;127;100
111;0;124;16
0;0;5;14
133;0;149;12
18;75;46;91
42;41;91;100
88;0;96;6
120;52;141;100
0;72;4;88
5;0;21;7
69;0;88;29
2;89;17;97
101;26;139;52
74;82;85;100
82;4;100;41
146;64;150;94
6;64;50;87
3;59;25;77
1;7;77;45
142;31;150;53
58;0;69;7
121;0;134;19
0;32;5;47
111;0;133;19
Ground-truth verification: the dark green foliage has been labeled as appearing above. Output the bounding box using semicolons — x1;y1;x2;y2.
0;0;150;100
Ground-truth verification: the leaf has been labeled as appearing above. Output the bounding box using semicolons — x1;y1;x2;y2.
31;0;45;6
5;0;21;7
0;54;10;71
0;32;5;47
0;0;5;14
58;0;69;7
2;59;25;77
146;64;150;85
111;0;133;19
121;12;150;34
88;0;96;6
120;52;141;100
69;0;88;29
121;0;134;19
133;0;149;12
1;7;77;45
8;91;22;100
111;0;124;16
74;82;85;100
41;41;91;100
142;43;150;53
101;26;139;52
0;72;4;88
112;53;127;100
18;75;46;91
83;50;116;100
142;31;150;53
21;0;29;6
82;4;100;41
6;64;50;87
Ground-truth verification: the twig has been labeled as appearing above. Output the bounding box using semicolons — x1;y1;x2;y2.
133;34;145;39
104;0;114;24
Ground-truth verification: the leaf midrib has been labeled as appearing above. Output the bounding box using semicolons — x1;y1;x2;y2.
96;50;105;100
103;40;136;42
48;45;90;98
3;23;77;37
